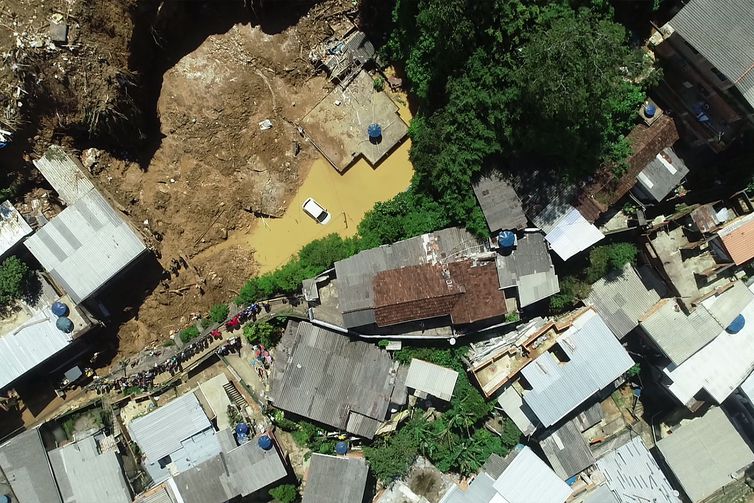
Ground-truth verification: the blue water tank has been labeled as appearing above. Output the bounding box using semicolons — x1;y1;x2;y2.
0;494;10;503
51;301;69;317
367;123;382;139
498;231;516;248
644;103;656;118
56;316;74;333
726;314;745;334
258;435;273;450
335;441;349;455
235;423;250;436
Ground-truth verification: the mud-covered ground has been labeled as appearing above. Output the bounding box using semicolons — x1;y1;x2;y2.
0;0;359;360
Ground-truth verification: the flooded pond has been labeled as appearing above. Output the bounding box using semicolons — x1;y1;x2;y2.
214;135;414;274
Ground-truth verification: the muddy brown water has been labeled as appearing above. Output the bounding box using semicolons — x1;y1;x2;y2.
205;109;415;273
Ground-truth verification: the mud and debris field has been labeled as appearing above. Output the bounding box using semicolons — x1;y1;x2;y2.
0;0;365;360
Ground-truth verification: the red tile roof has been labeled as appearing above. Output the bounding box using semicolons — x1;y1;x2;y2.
718;215;754;265
447;261;508;325
373;264;464;326
373;261;507;327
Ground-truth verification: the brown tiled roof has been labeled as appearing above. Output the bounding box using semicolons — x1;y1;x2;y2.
373;261;507;327
373;264;464;326
576;115;679;221
447;261;508;324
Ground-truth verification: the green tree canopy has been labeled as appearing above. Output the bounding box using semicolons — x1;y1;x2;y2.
0;256;30;310
268;484;298;503
514;6;646;174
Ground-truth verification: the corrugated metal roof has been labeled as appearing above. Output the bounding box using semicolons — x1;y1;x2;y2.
133;486;176;503
33;146;95;206
495;232;559;307
473;172;527;232
48;435;131;503
586;264;661;339
669;0;754;110
497;386;537;436
270;321;394;438
595;436;679;503
634;148;689;203
132;485;176;503
718;212;754;265
223;438;287;497
703;281;754;327
539;206;604;261
539;418;595;479
0;428;62;503
521;310;634;427
662;284;754;405
25;189;146;303
640;299;722;365
0;200;32;257
493;447;572;503
128;392;215;466
405;359;458;402
303;454;369;503
657;407;754;502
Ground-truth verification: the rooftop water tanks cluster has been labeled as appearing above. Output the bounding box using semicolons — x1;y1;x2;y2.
51;301;74;334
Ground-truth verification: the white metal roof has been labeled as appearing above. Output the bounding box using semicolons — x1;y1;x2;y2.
521;309;634;427
32;146;95;206
493;447;572;503
0;200;32;257
405;359;458;401
0;276;90;389
662;286;754;405
25;189;146;303
127;393;215;466
657;407;754;502
541;206;604;261
595;436;680;503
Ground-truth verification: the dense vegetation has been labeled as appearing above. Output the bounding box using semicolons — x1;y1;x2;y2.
0;256;31;310
364;347;521;481
373;0;653;235
268;484;298;503
550;242;638;312
243;321;282;348
236;234;360;304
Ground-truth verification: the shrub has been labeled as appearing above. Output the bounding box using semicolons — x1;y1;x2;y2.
373;77;385;91
243;321;281;348
269;484;298;503
179;325;200;344
0;256;30;309
550;276;591;313
209;303;230;323
586;243;638;283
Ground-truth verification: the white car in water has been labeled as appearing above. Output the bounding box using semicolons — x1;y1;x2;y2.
302;197;331;224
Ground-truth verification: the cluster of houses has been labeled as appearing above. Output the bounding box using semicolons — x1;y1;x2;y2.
0;1;753;502
0;146;148;396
